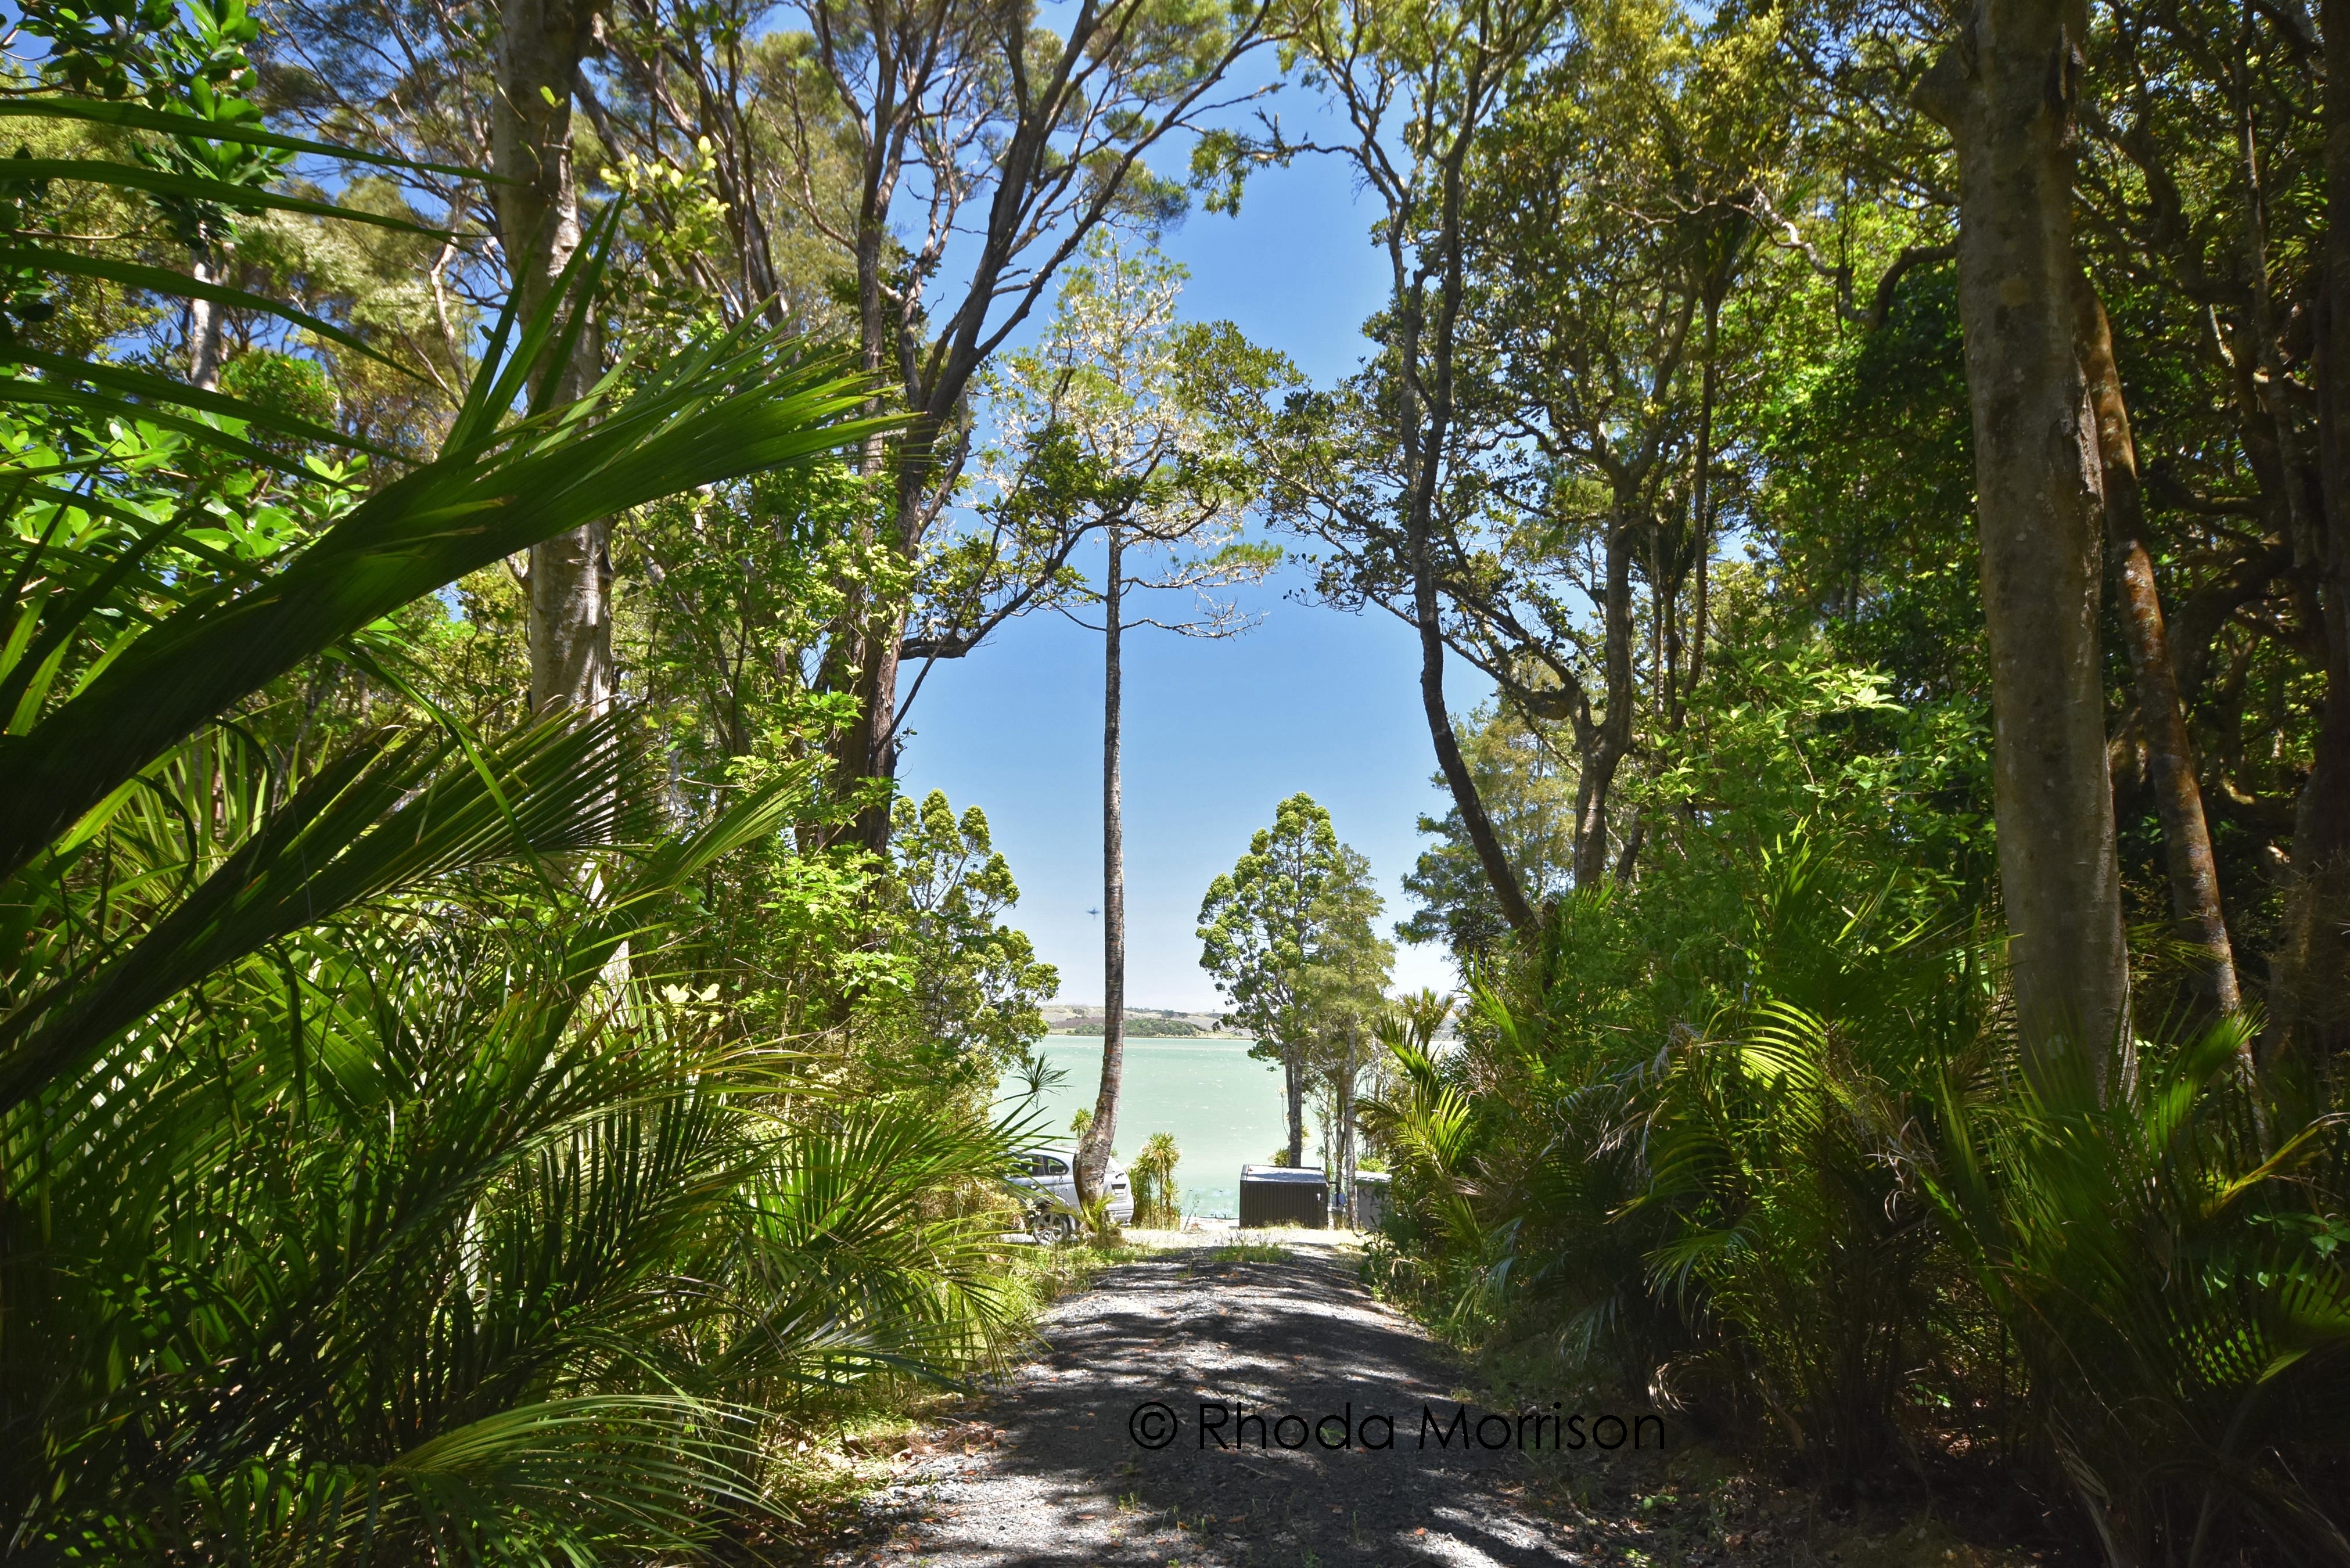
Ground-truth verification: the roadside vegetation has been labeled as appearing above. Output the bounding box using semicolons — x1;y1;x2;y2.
1311;2;2350;1563
0;3;1063;1557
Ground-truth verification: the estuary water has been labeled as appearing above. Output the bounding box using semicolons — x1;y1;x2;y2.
994;1035;1288;1221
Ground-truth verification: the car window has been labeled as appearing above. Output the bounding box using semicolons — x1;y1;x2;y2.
1036;1156;1069;1176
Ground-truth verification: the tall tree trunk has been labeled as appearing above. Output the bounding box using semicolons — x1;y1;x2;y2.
1688;292;1720;700
1336;1030;1356;1227
2278;0;2350;1064
1284;1042;1305;1167
1413;544;1535;931
188;251;226;393
838;448;935;853
1079;528;1126;1207
1652;524;1677;727
2075;275;2242;1017
847;600;908;850
1917;0;2132;1085
823;186;899;844
1572;504;1637;887
491;0;610;717
1392;77;1535;937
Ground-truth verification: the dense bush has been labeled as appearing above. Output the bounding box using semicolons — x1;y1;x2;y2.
1367;649;2350;1566
0;53;1045;1555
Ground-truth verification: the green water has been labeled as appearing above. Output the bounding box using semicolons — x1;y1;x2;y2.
995;1035;1288;1220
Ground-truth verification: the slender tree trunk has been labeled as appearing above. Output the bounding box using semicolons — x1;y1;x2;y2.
1284;1042;1305;1168
2075;275;2241;1017
1917;0;2132;1085
2273;0;2350;1066
1079;529;1127;1206
527;521;613;715
1572;504;1638;887
1391;85;1535;937
847;596;909;851
1337;1030;1357;1227
1689;293;1720;700
840;436;942;853
823;193;898;842
1413;556;1533;930
1652;526;1677;727
1413;562;1533;929
188;251;226;393
491;0;610;717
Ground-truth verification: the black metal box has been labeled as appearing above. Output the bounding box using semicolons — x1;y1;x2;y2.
1239;1164;1327;1228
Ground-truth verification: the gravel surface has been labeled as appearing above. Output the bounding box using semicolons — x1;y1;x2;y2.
824;1239;1624;1567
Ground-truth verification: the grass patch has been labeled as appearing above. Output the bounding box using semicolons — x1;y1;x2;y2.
1210;1241;1289;1264
994;1235;1166;1324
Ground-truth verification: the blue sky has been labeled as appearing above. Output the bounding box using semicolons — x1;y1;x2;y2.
893;84;1487;1013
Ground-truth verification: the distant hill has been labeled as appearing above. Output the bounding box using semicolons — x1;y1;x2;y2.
1043;1005;1245;1038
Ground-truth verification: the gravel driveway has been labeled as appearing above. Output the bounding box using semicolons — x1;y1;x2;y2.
825;1238;1641;1567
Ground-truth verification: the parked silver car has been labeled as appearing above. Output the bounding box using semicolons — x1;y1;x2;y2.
1008;1144;1134;1236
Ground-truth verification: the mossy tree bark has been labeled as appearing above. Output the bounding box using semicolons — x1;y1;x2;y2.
1918;0;2132;1085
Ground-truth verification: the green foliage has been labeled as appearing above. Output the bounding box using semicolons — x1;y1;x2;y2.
1400;702;1578;961
1078;1192;1123;1248
5;741;1025;1559
1753;262;1982;706
867;790;1059;1080
672;782;1055;1109
1130;1131;1183;1227
12;0;2347;1560
1368;646;2349;1561
1210;1240;1288;1264
1199;791;1390;1171
626;456;899;768
1359;994;1500;1337
1006;1044;1070;1103
946;235;1280;658
1197;792;1367;1057
0;300;884;887
214;344;336;450
1059;1015;1214;1036
1921;1019;2350;1564
0;28;1053;1558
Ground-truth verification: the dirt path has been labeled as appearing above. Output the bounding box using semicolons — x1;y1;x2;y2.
825;1239;1645;1567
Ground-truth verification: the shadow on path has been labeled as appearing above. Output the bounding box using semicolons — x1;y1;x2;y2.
827;1245;1609;1567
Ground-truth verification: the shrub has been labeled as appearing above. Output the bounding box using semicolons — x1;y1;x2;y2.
1130;1131;1183;1227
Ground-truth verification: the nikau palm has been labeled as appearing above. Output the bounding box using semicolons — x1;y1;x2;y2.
1;85;1022;1562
